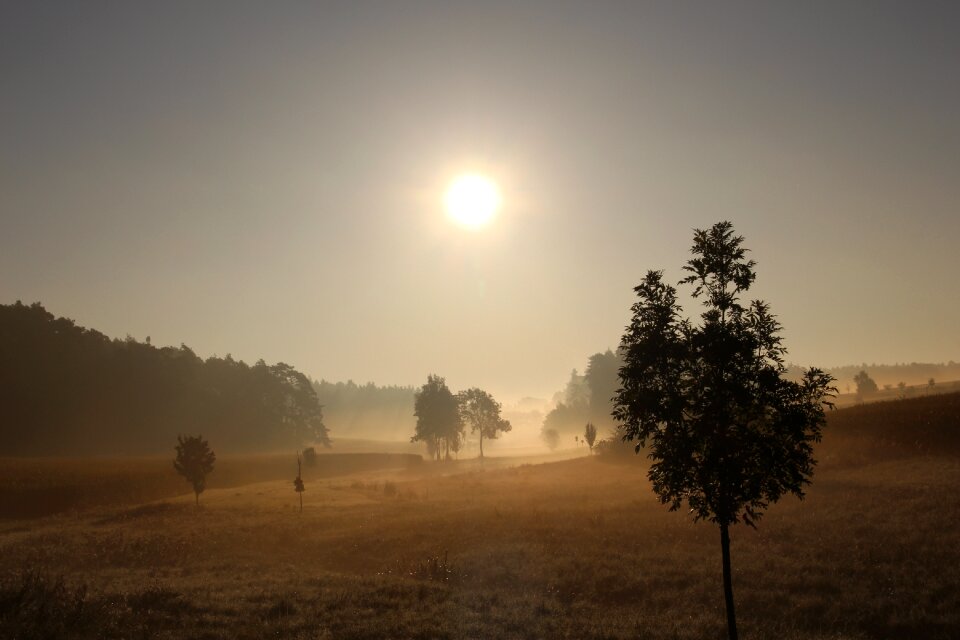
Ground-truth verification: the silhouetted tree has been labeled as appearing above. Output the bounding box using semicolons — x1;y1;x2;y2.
898;381;907;399
613;222;835;640
929;378;936;392
542;428;560;451
174;435;216;506
411;375;463;461
853;370;878;398
457;388;512;458
583;422;598;454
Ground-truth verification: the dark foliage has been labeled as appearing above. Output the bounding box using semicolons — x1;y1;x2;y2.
613;221;835;639
457;388;512;458
542;351;623;438
411;375;463;461
583;422;598;453
0;302;329;454
854;369;879;397
173;434;215;505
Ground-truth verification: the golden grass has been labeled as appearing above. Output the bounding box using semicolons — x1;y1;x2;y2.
2;446;959;639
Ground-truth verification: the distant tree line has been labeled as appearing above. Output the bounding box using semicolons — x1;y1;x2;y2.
0;302;330;455
311;379;416;441
540;349;621;441
784;361;960;394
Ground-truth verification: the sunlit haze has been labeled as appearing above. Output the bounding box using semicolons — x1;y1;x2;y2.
2;2;959;403
445;174;501;229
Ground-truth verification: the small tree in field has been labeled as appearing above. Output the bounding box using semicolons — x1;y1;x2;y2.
542;428;560;451
174;435;216;506
853;370;878;399
613;222;834;640
583;422;598;454
457;387;512;459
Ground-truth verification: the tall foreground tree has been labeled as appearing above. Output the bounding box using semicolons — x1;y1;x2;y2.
457;388;512;458
411;375;463;461
613;222;834;640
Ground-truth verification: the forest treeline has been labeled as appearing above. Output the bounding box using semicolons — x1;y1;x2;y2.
785;362;960;392
311;380;415;441
540;349;960;443
0;302;329;456
540;350;621;439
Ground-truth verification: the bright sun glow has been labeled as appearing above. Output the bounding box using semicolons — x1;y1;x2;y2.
444;174;501;228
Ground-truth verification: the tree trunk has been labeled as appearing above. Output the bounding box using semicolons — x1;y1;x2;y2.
720;522;738;640
195;491;199;507
479;432;484;458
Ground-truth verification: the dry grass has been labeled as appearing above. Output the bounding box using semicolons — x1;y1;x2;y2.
0;452;422;519
1;445;958;639
3;394;960;638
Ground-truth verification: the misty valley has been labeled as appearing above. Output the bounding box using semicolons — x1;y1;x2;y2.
4;4;960;638
3;224;960;640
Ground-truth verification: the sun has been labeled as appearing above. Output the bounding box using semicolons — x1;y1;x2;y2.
444;173;501;228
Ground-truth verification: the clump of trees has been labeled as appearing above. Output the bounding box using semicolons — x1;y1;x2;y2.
613;222;835;640
0;302;330;455
174;435;216;505
411;376;512;460
411;375;464;461
541;350;622;439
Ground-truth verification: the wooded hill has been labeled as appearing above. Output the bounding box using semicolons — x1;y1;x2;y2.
0;302;329;456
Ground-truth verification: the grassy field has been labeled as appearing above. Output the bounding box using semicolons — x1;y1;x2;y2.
2;396;959;639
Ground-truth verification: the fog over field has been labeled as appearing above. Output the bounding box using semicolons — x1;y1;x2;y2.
3;2;960;639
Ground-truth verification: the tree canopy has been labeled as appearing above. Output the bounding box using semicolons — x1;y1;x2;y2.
854;370;879;397
0;301;330;455
173;434;216;505
583;422;598;453
457;388;512;458
411;374;463;461
541;350;622;439
612;221;835;640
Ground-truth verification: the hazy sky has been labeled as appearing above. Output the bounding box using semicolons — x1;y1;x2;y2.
3;1;959;401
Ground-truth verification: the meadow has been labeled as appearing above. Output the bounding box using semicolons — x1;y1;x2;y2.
2;394;959;639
